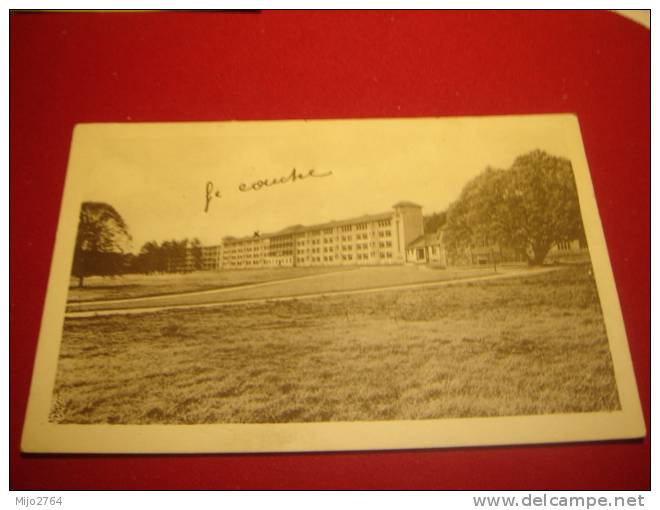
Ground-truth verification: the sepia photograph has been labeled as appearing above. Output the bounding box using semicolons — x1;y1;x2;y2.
21;114;644;453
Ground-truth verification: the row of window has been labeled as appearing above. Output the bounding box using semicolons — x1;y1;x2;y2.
301;241;395;254
226;247;263;254
226;250;397;267
299;231;392;245
225;224;395;251
232;240;395;259
227;257;294;266
299;251;394;263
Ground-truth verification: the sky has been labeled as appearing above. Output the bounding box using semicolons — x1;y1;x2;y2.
71;115;579;253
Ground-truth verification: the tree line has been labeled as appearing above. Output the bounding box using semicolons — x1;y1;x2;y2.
132;238;203;274
423;211;447;234
71;202;205;287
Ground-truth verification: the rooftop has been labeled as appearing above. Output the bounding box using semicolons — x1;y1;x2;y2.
223;209;399;244
407;230;445;250
222;201;428;245
392;200;422;209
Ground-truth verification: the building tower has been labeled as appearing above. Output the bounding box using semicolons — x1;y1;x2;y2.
392;201;424;263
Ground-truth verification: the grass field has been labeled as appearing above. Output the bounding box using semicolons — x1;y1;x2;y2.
67;266;347;302
51;263;620;424
67;265;498;313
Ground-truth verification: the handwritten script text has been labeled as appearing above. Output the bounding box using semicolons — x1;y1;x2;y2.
204;168;333;213
239;168;333;192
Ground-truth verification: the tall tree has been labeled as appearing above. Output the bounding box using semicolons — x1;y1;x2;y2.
424;210;447;233
160;240;175;272
71;202;131;287
137;240;161;273
173;238;189;272
445;150;585;265
190;238;203;271
443;166;507;255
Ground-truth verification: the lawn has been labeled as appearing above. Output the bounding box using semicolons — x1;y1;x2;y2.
67;265;498;313
67;266;348;302
51;263;620;424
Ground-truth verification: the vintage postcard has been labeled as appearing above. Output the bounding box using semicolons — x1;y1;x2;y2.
21;114;645;453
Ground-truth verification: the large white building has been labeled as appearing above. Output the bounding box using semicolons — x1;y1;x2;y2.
221;201;424;269
198;201;588;271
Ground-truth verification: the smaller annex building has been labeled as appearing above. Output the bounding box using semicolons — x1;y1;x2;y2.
405;230;448;267
407;230;588;268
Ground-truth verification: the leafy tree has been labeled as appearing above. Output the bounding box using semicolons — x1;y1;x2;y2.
443;167;506;255
136;240;162;273
159;238;189;272
445;150;585;265
135;238;204;274
160;240;175;272
190;238;203;271
72;202;131;287
173;238;189;272
424;210;447;233
122;252;137;274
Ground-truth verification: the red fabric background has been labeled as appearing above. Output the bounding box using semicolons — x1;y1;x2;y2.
9;10;650;490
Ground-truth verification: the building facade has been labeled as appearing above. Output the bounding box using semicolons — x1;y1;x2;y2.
167;249;196;273
201;244;223;270
222;201;424;269
196;202;588;271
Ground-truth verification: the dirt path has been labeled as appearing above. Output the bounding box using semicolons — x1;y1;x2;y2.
65;266;562;319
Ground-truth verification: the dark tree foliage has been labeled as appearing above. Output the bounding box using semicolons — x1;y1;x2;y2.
444;150;585;266
168;238;189;273
190;238;203;271
423;210;447;234
134;241;163;273
133;237;204;274
71;202;132;287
